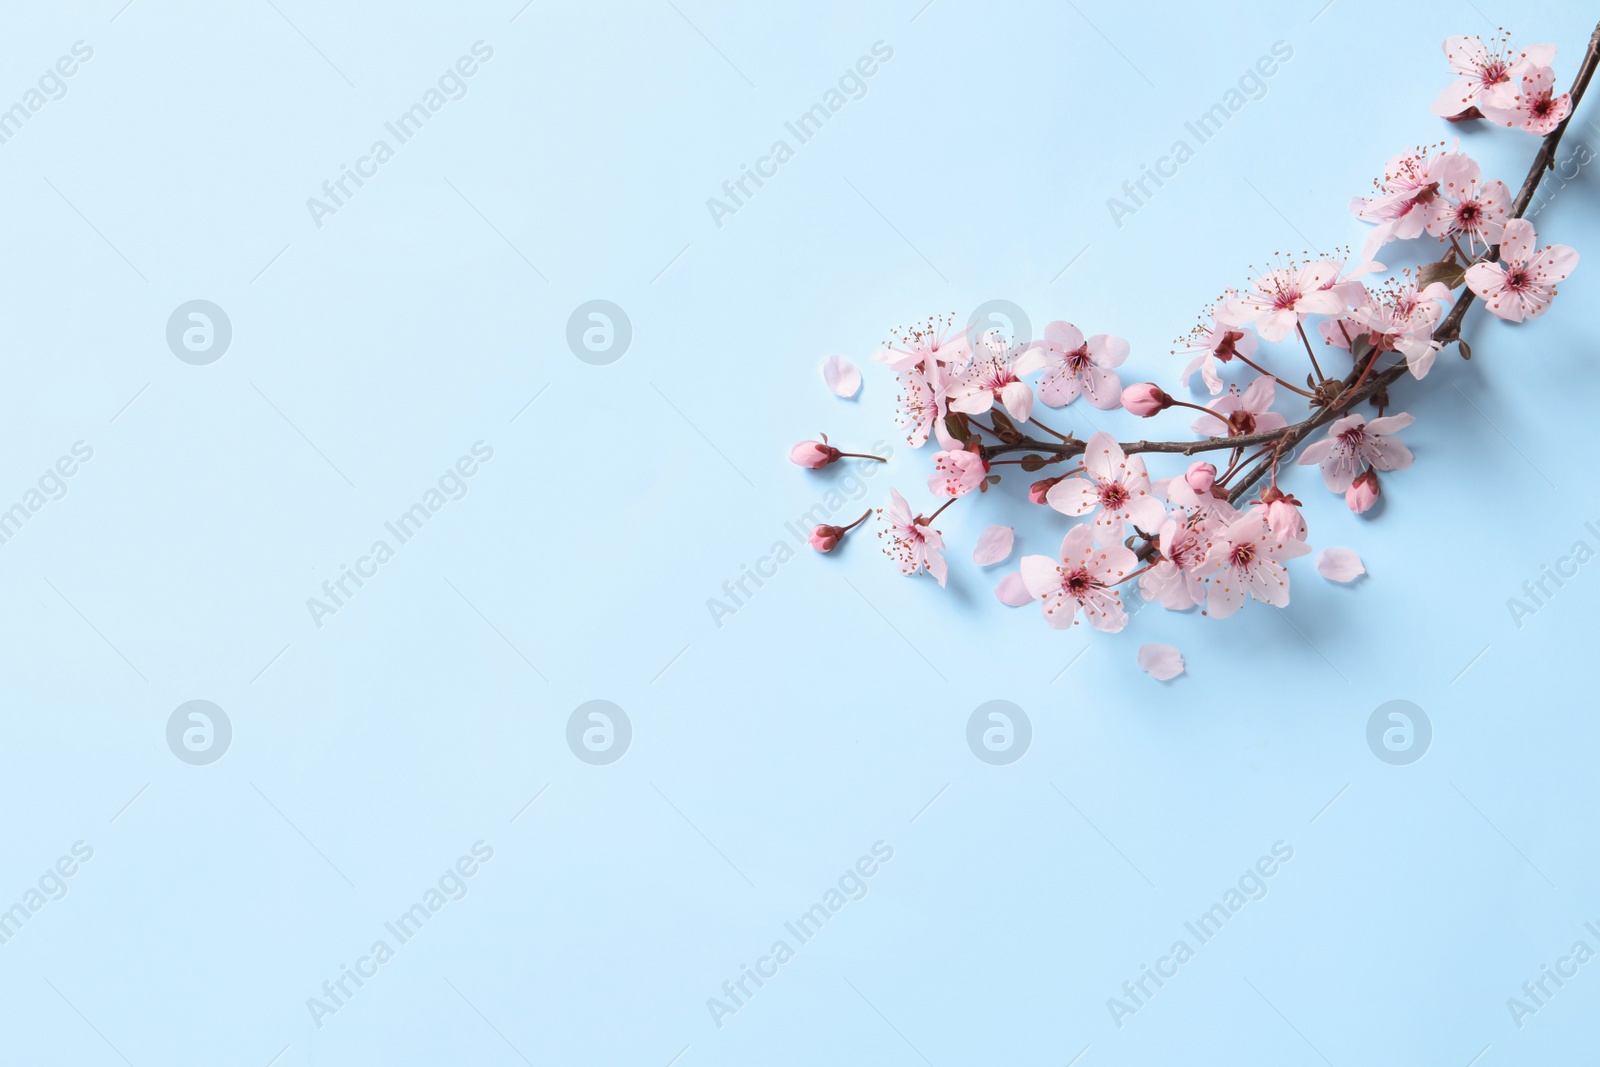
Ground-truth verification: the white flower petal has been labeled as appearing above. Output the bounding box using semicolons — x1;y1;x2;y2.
1137;643;1185;681
821;354;861;398
1316;547;1366;583
973;525;1015;567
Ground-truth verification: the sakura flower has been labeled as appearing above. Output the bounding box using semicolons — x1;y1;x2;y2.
878;488;947;586
1351;148;1477;259
928;447;987;498
1481;64;1572;135
1201;515;1312;618
1184;461;1216;494
873;314;972;373
1138;517;1209;611
1432;34;1556;118
947;329;1034;422
1425;166;1510;252
1046;431;1167;537
1190;376;1288;438
1350;279;1454;378
1174;315;1256;396
894;361;947;447
1297;411;1416;493
1019;524;1137;632
1465;218;1579;322
1014;320;1129;409
1220;259;1345;342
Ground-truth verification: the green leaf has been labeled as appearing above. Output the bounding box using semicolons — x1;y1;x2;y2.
1020;454;1047;471
943;412;971;443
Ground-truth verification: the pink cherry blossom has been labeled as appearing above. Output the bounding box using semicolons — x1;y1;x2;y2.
1174;315;1257;396
1351;148;1477;259
1138;517;1209;611
1425;168;1510;253
1190;376;1288;438
1465;218;1580;322
1220;259;1345;342
1350;280;1453;378
879;489;947;586
1297;412;1416;492
1014;320;1128;409
947;329;1034;422
1201;515;1312;618
928;448;987;498
874;314;972;373
1046;432;1167;537
1432;34;1556;118
1019;524;1137;632
1482;64;1572;135
894;361;947;448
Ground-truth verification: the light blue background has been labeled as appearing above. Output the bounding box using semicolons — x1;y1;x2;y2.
1;0;1597;1064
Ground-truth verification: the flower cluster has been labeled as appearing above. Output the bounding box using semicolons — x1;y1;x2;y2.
791;27;1589;649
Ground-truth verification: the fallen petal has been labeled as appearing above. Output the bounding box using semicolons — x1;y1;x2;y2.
1316;547;1366;583
1137;643;1185;681
994;571;1032;607
973;525;1015;566
821;354;862;398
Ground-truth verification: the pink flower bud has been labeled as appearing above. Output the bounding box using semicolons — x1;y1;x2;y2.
1121;382;1172;417
790;440;842;469
1184;461;1216;494
808;524;845;552
1029;473;1066;505
1346;470;1380;514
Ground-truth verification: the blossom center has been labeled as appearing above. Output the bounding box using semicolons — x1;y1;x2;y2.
1064;567;1095;598
1228;543;1256;569
1098;482;1130;510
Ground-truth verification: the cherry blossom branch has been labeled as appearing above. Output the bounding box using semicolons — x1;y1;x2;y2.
1227;17;1600;501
